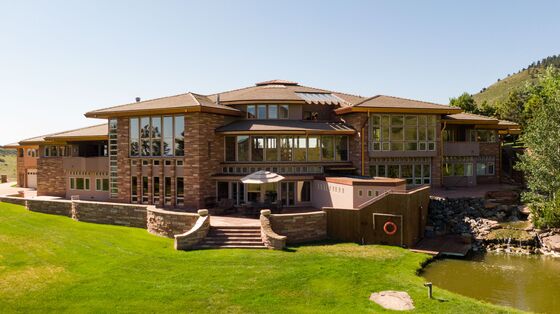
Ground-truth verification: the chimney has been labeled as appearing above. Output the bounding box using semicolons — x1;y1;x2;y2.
216;93;220;105
135;97;141;103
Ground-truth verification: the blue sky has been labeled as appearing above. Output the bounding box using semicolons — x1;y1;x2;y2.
1;0;559;144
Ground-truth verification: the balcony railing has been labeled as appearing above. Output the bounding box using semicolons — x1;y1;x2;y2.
443;141;480;157
63;157;109;172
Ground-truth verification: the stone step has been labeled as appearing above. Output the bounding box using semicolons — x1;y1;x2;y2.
209;231;261;236
204;240;264;245
211;225;260;230
195;244;266;249
206;235;262;240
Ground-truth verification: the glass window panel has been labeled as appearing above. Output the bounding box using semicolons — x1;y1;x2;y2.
251;136;264;161
279;136;293;161
401;165;412;178
391;127;404;141
418;115;427;125
257;105;267;119
163;116;173;156
405;127;417;141
406;142;417;151
296;181;311;202
378;165;386;177
321;136;334;161
454;163;465;176
278;105;289;119
225;136;236;161
443;164;453;176
423;164;430;179
174;115;185;156
268;105;278;119
293;136;307;161
237;136;250;161
371;115;380;126
428;142;435;151
388;165;399;178
390;142;403;151
151;116;161;139
391;116;403;126
427;115;436;125
103;179;109;191
427;126;435;141
247;105;256;119
466;163;473;176
477;163;487;175
307;136;320;161
405;115;417;126
129;118;139;156
77;178;84;190
335;136;348;161
414;164;422;178
140;117;150;139
265;137;278;161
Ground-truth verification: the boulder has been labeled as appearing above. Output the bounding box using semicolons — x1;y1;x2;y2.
369;291;414;311
542;235;560;252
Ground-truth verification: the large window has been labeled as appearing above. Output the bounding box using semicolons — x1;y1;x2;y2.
70;177;90;190
129;115;184;157
370;163;431;185
44;145;70;157
444;163;474;177
131;177;138;203
246;104;289;119
225;135;348;162
95;178;109;192
477;161;495;176
370;114;436;151
470;130;496;143
176;177;184;206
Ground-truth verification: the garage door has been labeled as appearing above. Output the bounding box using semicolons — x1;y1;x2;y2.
26;169;37;189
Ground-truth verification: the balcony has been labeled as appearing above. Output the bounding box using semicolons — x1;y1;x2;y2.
443;142;480;157
63;157;109;172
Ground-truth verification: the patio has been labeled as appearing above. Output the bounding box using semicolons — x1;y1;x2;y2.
430;183;522;199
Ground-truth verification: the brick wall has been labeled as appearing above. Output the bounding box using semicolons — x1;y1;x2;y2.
184;112;226;209
116;117;131;203
27;198;73;216
37;155;66;197
270;211;327;244
147;207;198;238
72;200;147;228
342;113;368;176
431;116;443;187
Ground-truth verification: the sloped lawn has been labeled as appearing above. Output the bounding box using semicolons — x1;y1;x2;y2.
0;202;519;313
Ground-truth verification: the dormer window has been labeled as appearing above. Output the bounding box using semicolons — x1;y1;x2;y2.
246;104;289;119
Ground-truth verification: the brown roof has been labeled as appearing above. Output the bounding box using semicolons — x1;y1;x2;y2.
85;92;241;118
336;95;462;114
44;124;108;141
1;142;21;149
256;79;299;86
442;112;499;124
18;132;62;145
215;120;356;134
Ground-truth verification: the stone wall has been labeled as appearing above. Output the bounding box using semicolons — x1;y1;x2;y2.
174;210;210;250
147;207;198;238
27;198;73;216
269;211;327;244
260;210;287;249
0;196;27;206
37;156;66;197
342;112;368;176
72;200;147;228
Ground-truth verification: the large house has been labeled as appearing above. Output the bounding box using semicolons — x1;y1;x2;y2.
4;80;520;210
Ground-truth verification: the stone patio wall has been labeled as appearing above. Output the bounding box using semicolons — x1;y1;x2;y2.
72;200;148;228
26;198;73;216
147;207;198;238
269;211;327;244
0;196;27;206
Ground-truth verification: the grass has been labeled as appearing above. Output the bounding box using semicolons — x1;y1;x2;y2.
0;151;16;181
473;68;540;106
0;202;521;313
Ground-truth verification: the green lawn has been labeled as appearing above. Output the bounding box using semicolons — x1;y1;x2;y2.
0;202;520;313
0;152;16;181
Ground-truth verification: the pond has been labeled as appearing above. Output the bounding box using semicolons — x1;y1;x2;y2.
422;253;560;313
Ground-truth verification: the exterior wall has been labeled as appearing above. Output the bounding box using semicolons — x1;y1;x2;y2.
353;183;406;207
269;211;327;244
311;179;406;209
37;155;65;197
27;198;73;216
478;143;501;184
15;145;38;188
184;112;226;209
116;117;132;203
342;112;369;176
66;173;110;201
323;186;430;247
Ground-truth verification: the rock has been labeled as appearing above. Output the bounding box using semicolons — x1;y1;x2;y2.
542;235;560;252
484;201;499;209
518;205;531;215
369;291;414;311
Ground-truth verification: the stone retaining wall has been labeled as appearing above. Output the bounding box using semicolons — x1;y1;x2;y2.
147;207;198;238
0;196;27;206
270;211;327;244
72;200;148;228
174;210;210;250
260;210;287;249
27;198;73;216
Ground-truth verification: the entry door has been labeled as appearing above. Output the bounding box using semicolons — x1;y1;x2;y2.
26;169;37;189
281;182;295;207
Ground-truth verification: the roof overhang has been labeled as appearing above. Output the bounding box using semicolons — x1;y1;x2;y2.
217;130;356;135
85;106;243;119
43;135;108;142
335;107;462;115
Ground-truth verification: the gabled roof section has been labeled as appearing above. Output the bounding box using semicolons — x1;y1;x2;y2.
336;95;462;114
44;124;108;141
216;120;356;135
442;112;499;124
1;142;22;149
85;92;241;119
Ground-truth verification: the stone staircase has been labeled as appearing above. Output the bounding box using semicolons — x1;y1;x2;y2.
195;225;266;249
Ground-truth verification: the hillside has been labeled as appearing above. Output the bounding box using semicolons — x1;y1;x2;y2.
0;148;17;180
472;55;560;106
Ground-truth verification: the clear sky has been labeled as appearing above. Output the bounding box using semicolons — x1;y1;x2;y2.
1;0;559;144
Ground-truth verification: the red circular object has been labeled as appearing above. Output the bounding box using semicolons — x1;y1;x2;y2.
383;221;398;236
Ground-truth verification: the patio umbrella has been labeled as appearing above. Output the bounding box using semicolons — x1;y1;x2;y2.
240;170;285;184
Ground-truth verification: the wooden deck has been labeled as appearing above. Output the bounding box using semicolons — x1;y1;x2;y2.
411;235;472;257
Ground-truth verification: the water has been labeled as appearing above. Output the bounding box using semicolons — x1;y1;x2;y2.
422;253;560;313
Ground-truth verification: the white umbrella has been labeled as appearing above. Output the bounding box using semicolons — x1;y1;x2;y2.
240;170;285;184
